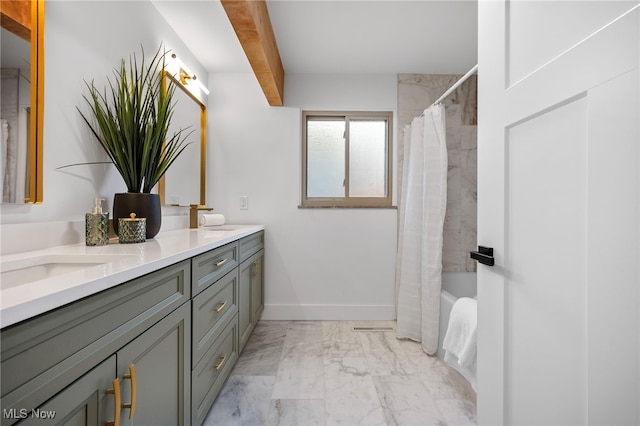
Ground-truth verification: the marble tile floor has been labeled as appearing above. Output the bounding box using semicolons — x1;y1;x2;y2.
203;320;476;426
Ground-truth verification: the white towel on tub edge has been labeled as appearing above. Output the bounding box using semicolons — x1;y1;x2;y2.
443;296;477;368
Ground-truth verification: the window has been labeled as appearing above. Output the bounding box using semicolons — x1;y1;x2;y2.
301;111;393;208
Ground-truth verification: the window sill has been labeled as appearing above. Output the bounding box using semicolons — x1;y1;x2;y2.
297;205;397;209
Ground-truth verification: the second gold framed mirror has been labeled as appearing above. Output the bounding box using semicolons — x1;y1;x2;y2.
159;70;206;207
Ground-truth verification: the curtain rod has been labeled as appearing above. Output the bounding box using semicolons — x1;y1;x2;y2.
420;64;478;116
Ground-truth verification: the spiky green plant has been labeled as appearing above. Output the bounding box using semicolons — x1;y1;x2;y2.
78;45;192;193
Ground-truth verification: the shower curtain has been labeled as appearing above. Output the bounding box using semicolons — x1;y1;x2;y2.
1;69;20;203
396;103;447;355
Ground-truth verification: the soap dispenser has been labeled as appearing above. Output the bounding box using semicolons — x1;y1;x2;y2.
86;198;109;246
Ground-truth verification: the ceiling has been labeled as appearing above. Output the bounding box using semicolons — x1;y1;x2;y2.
152;0;478;75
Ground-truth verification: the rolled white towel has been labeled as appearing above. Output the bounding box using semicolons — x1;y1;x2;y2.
198;213;226;227
442;297;477;368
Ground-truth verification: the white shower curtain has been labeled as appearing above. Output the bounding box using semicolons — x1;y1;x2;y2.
396;103;448;355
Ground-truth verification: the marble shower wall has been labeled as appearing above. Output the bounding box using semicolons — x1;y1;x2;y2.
397;74;477;272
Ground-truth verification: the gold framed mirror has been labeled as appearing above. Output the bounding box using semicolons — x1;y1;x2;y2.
159;71;206;207
0;0;44;204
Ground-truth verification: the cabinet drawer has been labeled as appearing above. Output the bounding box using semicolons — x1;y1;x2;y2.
0;260;190;421
238;231;264;263
192;314;238;426
192;269;238;366
192;242;238;296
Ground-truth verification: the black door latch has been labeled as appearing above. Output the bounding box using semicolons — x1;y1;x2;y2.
470;246;495;266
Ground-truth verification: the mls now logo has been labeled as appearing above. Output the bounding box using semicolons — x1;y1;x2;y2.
3;408;56;420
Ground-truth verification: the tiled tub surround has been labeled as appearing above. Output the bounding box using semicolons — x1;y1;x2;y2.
206;320;477;426
398;74;477;273
0;225;264;327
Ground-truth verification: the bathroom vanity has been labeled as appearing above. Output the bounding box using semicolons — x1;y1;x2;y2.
0;226;264;426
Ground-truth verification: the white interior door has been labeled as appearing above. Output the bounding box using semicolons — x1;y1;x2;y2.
477;1;640;425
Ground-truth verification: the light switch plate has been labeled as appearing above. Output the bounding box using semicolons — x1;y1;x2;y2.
240;196;248;210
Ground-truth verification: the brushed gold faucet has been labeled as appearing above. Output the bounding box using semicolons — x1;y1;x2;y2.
189;204;214;229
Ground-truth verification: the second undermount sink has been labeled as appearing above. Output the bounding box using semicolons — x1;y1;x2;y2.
203;226;241;235
0;254;133;291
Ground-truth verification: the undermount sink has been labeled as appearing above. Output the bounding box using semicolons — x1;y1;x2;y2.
0;254;133;290
203;226;240;233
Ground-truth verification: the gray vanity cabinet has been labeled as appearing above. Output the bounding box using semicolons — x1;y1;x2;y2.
1;229;264;426
191;313;238;426
250;251;264;324
238;232;264;352
238;231;264;264
17;357;115;426
190;244;240;426
0;260;191;426
238;249;264;352
15;304;191;426
191;243;238;296
190;231;264;425
192;269;238;366
115;302;191;426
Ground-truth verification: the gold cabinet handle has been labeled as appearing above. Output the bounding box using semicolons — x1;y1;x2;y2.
214;355;227;371
214;258;228;268
106;378;121;426
214;300;228;313
251;261;260;277
122;365;137;419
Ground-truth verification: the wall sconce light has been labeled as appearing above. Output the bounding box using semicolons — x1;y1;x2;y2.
170;53;210;95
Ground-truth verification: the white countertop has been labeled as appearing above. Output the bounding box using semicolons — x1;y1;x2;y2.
0;225;264;329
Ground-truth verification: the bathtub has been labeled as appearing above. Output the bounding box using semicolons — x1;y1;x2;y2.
437;272;477;361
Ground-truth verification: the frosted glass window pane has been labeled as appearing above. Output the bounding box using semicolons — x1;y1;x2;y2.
307;120;345;197
349;120;387;197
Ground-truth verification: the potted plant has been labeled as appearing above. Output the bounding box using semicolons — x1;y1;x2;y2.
79;45;191;238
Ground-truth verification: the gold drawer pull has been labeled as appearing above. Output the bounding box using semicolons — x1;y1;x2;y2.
214;258;228;268
215;300;228;313
106;378;121;426
122;365;137;419
214;355;227;371
252;261;260;277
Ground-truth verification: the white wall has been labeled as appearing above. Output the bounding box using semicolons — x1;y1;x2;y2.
208;72;398;320
0;1;205;234
1;1;400;320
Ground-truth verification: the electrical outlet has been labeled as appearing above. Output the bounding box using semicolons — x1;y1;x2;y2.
240;196;249;210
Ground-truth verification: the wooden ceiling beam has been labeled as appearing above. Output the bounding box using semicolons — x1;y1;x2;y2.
221;0;285;106
0;0;31;41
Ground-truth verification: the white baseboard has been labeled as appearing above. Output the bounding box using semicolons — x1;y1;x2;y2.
261;304;396;321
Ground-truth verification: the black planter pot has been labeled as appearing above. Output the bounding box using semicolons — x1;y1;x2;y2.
112;192;161;239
